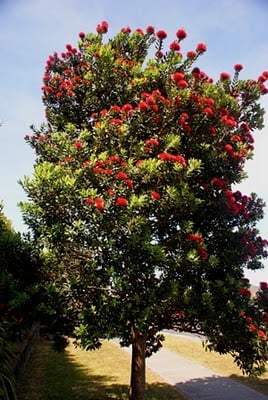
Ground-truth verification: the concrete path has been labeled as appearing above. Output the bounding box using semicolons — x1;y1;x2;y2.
114;338;268;400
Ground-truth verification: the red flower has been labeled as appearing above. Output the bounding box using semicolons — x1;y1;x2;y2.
172;72;185;81
126;179;134;190
121;26;131;34
196;43;207;53
211;177;228;189
246;317;253;323
121;103;133;113
117;172;128;180
203;107;213;116
257;330;266;340
96;21;109;34
220;72;231;80
197;246;208;259
249;324;256;332
239;287;251;297
106;155;121;164
79;32;85;39
176;28;187;40
74;141;83;150
65;156;74;163
155;50;164;59
110;118;122;125
145;138;159;146
146;96;156;105
103;169;113;175
234;63;243;72
173;155;186;167
258;74;266;82
188;234;203;243
95;198;105;211
136;159;145;167
138;101;149;111
169;41;180;51
177;80;188;88
151;191;161;200
156;30;167;40
107;188;116;196
187;51;196;59
225;144;234;155
66;44;73;51
159;152;172;161
95;160;105;167
135;28;144;35
85;197;94;205
110;105;121;113
116;197;129;206
146;25;155;34
260;281;268;289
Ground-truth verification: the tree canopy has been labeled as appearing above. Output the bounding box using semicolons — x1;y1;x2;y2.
20;21;268;400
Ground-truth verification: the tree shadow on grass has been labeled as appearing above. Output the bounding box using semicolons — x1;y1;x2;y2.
17;339;183;400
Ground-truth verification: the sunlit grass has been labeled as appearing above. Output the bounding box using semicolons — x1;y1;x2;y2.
17;338;185;400
163;333;268;396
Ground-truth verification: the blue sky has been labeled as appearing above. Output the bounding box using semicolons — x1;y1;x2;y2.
0;0;267;284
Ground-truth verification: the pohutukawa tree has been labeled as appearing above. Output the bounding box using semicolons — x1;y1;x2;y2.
20;21;268;400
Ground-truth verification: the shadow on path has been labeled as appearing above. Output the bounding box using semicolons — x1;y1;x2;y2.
176;375;268;400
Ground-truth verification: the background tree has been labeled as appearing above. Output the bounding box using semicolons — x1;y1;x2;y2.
0;203;42;399
20;22;268;400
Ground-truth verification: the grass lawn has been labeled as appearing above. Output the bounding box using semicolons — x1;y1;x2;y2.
17;338;185;400
163;333;268;396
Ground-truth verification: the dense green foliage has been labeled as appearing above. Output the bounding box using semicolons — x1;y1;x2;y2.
20;21;268;391
0;204;45;399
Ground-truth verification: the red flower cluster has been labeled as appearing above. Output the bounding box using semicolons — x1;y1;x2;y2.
197;246;208;259
74;141;83;150
169;41;180;51
188;233;203;242
146;25;155;34
156;30;167;40
85;197;105;211
220;72;231;80
196;43;207;53
121;26;131;34
176;28;187;40
151;191;161;200
158;152;186;167
145;138;159;147
234;63;243;72
211;177;228;189
96;21;109;34
121;103;133;113
116;197;128;206
239;287;251;297
257;330;266;340
117;171;129;180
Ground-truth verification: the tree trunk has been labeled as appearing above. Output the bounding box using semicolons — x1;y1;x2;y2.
129;325;146;400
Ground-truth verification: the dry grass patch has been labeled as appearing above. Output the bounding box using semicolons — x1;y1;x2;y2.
163;333;268;396
17;338;185;400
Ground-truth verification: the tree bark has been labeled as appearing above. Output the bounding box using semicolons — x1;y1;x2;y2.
129;325;146;400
